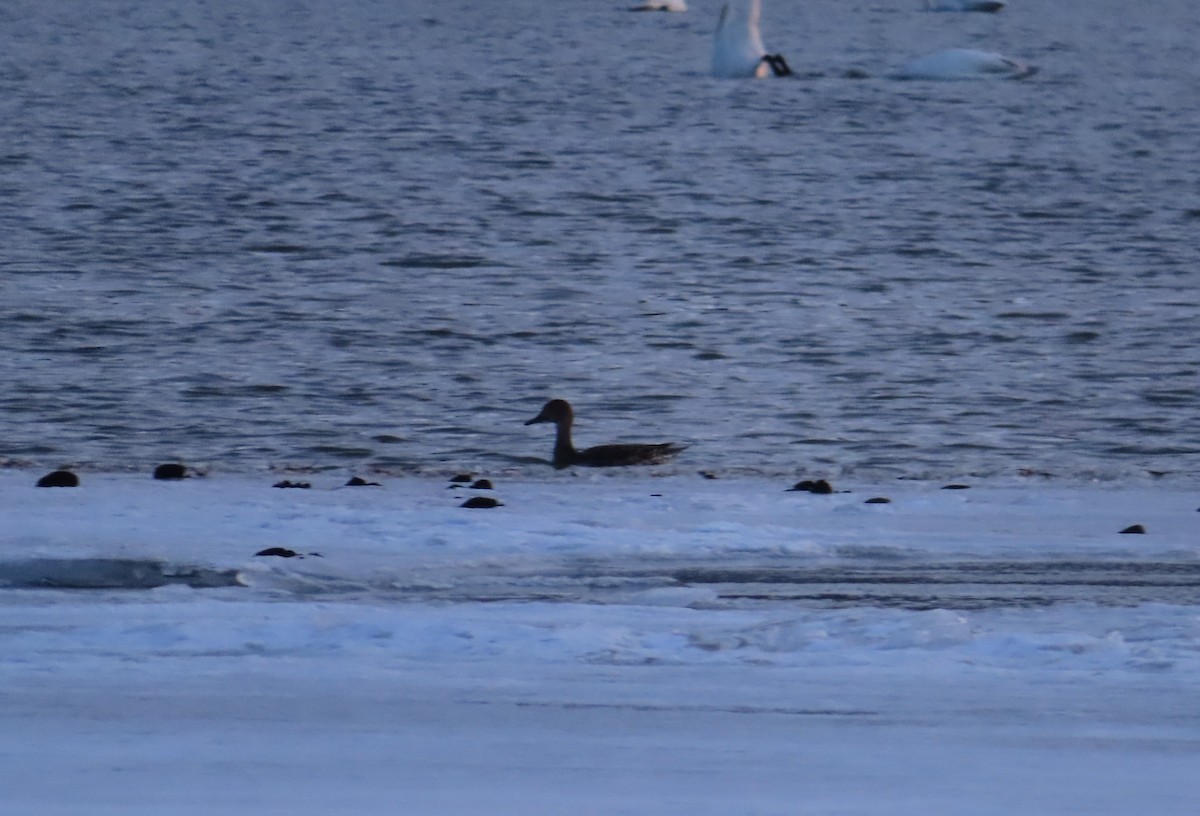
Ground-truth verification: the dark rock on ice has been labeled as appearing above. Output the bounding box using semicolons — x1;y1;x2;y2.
787;479;833;494
36;470;79;488
461;496;504;509
255;547;299;558
153;463;188;480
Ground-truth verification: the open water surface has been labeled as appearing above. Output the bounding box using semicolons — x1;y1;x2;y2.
2;0;1198;481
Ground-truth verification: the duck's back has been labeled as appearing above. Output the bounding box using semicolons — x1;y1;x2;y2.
573;441;686;468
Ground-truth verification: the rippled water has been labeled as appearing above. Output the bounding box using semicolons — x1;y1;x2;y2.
2;0;1198;480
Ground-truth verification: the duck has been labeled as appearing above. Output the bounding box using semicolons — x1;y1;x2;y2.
525;399;686;469
711;0;792;79
894;48;1035;80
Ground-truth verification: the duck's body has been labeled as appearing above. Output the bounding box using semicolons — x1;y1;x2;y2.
525;399;686;469
711;0;791;79
895;48;1034;80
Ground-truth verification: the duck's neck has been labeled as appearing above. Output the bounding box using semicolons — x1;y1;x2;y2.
552;421;578;468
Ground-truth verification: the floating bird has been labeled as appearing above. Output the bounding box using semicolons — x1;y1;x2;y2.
630;0;687;11
711;0;791;79
525;399;686;469
923;0;1005;12
894;48;1034;80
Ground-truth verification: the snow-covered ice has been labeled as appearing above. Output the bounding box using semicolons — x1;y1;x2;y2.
1;470;1197;814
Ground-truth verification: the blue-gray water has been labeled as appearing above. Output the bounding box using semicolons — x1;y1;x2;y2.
2;0;1198;481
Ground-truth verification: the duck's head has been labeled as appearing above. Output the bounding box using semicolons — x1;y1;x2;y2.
525;399;573;426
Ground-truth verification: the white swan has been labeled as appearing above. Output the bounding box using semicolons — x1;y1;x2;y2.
630;0;687;11
711;0;791;79
923;0;1006;11
894;48;1034;80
